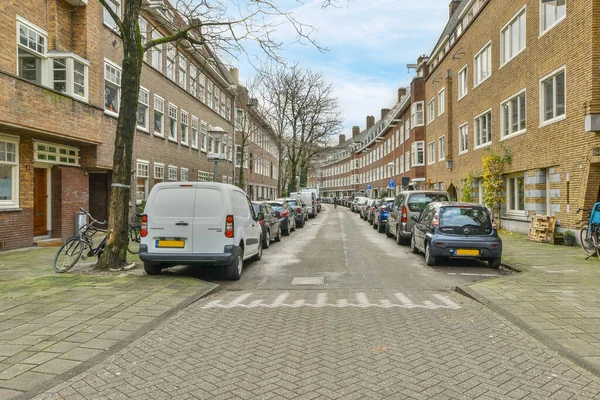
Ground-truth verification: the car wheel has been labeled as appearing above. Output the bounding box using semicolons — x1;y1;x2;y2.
143;262;162;275
488;258;502;269
263;229;271;249
395;226;403;246
425;242;437;266
251;239;263;261
385;223;393;238
226;249;243;280
298;219;304;228
378;222;385;233
410;235;419;254
370;217;374;225
275;226;282;242
291;219;296;232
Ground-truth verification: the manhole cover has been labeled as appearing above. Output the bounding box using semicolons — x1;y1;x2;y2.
292;277;324;285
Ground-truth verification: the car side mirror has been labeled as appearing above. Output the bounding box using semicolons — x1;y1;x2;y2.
257;212;265;221
410;215;419;222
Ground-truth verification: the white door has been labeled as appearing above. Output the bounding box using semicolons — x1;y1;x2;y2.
192;187;227;254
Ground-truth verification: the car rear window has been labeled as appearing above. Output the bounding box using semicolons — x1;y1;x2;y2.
407;194;449;212
385;201;394;209
286;200;297;207
438;206;493;235
269;203;285;213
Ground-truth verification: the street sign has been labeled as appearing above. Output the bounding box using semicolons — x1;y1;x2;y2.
367;184;372;190
208;152;226;161
389;180;395;188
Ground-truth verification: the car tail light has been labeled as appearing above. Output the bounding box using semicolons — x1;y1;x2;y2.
280;211;287;218
141;214;148;237
402;206;407;223
381;206;386;210
435;241;444;247
259;220;263;226
225;215;234;238
432;214;439;228
491;243;498;248
296;207;301;213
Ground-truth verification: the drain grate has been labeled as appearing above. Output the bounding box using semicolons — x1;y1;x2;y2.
292;277;324;285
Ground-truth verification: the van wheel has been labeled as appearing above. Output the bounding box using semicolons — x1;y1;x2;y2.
251;239;263;261
275;226;282;242
144;263;162;275
425;242;437;266
226;249;243;280
410;235;420;254
385;223;393;238
263;230;270;249
395;227;403;245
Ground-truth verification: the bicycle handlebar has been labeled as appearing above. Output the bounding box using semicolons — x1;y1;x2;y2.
79;207;107;226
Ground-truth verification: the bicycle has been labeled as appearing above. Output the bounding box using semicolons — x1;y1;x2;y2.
53;208;141;273
577;204;600;260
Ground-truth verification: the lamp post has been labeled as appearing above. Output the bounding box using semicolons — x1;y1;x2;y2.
208;126;227;182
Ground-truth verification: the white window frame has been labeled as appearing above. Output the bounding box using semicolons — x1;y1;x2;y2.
473;41;492;88
404;151;410;172
137;86;149;132
104;59;121;117
180;167;189;182
411;102;424;127
151;31;163;71
136;160;149;204
411;141;424;167
506;173;526;215
49;55;90;101
0;134;20;209
191;116;199;149
168;165;178;181
180;110;189;146
458;65;468;100
500;6;526;67
540;0;566;36
198;170;214;182
540;66;566;126
153;162;164;180
200;121;208;152
438;136;446;161
459;123;469;154
168;103;178;142
178;56;187;90
136;160;149;178
189;64;197;97
427;99;435;125
438;89;445;116
166;44;176;81
103;0;121;32
153;95;164;137
474;109;492;149
427;141;436;165
500;89;527;140
16;17;48;87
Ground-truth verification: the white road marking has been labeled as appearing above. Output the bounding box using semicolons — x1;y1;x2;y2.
355;292;370;306
433;294;462;309
394;293;418;308
315;293;328;307
447;273;501;277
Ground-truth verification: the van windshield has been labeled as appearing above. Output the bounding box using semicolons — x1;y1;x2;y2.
438;206;493;235
407;194;449;212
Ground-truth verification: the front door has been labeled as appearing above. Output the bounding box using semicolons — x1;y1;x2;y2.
33;168;48;236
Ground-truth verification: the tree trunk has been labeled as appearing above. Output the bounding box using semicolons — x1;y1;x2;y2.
237;141;245;190
290;162;298;193
96;0;143;270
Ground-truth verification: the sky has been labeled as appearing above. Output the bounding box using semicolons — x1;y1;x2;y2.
229;0;451;136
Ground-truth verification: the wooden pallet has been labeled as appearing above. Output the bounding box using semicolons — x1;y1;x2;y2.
527;215;557;243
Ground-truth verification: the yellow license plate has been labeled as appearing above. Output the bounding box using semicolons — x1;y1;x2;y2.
456;249;479;256
156;240;185;248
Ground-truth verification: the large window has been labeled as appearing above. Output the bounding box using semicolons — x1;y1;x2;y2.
411;141;424;167
459;123;468;154
405;151;410;172
154;95;164;136
168;166;178;181
507;174;525;214
191;116;199;149
427;141;436;165
411;102;424;127
501;7;526;66
180;111;189;145
154;163;164;180
541;0;566;34
438;136;446;161
189;64;197;97
166;44;176;81
458;66;468;99
136;160;149;204
198;73;206;103
104;61;121;115
137;87;149;131
103;0;121;31
540;67;566;124
151;31;163;71
200;121;208;152
501;90;526;138
427;99;435;124
168;104;178;141
474;110;492;148
51;57;88;100
474;42;492;87
438;89;445;115
0;135;19;209
17;19;47;85
178;56;187;89
180;168;189;182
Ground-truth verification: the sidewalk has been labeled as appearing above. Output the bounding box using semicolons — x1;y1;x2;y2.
0;247;217;400
458;232;600;377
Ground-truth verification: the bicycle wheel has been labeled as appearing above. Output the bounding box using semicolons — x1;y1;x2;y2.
53;237;84;273
580;227;597;256
127;225;141;254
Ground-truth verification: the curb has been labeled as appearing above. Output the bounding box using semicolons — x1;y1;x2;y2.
455;283;600;379
15;282;220;400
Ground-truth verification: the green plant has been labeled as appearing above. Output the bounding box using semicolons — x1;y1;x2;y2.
460;172;475;202
564;230;575;237
482;147;512;229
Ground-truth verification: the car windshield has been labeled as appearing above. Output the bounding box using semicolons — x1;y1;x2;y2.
438;206;493;235
269;204;285;213
286;200;297;207
252;204;260;214
407;194;449;212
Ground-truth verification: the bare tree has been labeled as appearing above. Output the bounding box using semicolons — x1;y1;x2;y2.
95;0;337;270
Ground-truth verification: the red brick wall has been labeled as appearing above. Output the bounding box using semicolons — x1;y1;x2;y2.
51;166;89;240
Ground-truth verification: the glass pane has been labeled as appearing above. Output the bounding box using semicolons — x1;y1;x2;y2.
511;22;519;57
18;49;41;84
517;177;525;210
154;113;162;133
556;72;565;117
105;83;119;113
519;93;526;130
557;0;566;20
543;2;554;30
137;105;147;126
519;13;526;50
511;98;519;133
544;79;554;121
54;81;67;93
508;178;515;210
7;143;15;153
0;165;13;200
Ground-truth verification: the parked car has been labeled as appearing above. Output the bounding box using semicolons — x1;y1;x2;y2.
388;190;450;245
361;199;376;220
410;202;502;268
252;201;282;248
373;197;395;233
268;201;296;235
353;197;368;213
139;182;262;280
367;199;382;224
281;198;306;228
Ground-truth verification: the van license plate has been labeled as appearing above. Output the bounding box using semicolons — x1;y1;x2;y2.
156;240;185;248
456;249;479;256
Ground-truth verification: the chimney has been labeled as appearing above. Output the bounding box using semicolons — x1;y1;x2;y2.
381;108;390;119
229;68;240;84
449;0;461;17
398;88;406;102
339;134;346;145
352;126;360;138
366;115;375;129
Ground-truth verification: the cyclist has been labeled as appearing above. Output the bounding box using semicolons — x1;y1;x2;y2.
333;196;338;209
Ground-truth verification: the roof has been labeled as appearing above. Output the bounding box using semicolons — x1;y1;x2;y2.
430;0;469;59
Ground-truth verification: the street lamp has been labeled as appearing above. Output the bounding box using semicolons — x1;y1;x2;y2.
208;126;227;182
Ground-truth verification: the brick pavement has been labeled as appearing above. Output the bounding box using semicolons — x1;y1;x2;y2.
0;247;217;400
458;232;600;378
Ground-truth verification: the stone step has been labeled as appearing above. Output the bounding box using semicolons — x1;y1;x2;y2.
34;238;63;247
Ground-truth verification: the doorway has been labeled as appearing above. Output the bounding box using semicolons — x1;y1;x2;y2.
33;168;48;236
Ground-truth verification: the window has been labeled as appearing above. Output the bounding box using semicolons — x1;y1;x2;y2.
168;166;177;181
474;42;492;87
405;151;410;172
235;109;245;131
501;7;526;66
411;141;424;167
139;18;147;45
541;67;566;124
236;145;242;167
168;104;177;141
198;170;214;182
180;168;189;181
17;19;47;85
34;141;79;165
427;99;435;124
541;0;566;33
104;61;121;114
154;95;164;136
103;0;120;31
427;141;435;165
136;160;149;204
502;90;526;138
458;66;468;99
191;117;199;149
507;174;525;214
459;123;468;154
154;163;164;180
178;56;187;89
0;135;19;208
438;136;446;161
438;89;445;115
198;73;206;103
200;121;207;152
180;111;189;145
166;44;176;81
151;31;163;71
411;102;424;127
474;110;492;148
207;80;213;109
189;64;197;97
137;87;149;131
50;57;88;100
208;125;214;152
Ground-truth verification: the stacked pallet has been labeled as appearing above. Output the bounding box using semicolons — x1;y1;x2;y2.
527;215;557;243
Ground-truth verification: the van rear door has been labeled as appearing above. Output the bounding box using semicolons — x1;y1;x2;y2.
192;187;227;254
147;185;196;254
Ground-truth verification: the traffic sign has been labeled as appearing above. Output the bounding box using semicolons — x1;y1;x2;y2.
389;180;395;188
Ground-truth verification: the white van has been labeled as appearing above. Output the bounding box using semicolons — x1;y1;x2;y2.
300;188;320;213
139;182;263;280
290;191;317;218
